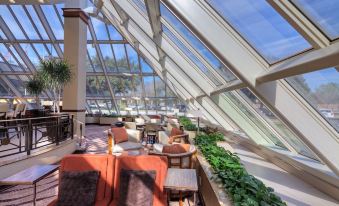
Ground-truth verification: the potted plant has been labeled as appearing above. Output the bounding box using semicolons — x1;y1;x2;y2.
26;73;45;109
39;58;72;113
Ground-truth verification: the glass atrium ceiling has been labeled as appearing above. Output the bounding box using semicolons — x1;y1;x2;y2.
0;2;186;115
0;0;338;174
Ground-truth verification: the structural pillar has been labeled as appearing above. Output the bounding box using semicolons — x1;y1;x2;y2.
62;0;88;138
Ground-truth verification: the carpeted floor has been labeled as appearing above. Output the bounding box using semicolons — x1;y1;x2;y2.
0;125;199;206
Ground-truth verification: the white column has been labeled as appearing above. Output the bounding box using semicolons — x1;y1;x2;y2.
62;0;88;138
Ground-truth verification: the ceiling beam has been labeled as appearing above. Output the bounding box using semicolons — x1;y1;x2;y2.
209;80;246;96
257;42;339;84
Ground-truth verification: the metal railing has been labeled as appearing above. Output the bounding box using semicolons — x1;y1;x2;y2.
0;114;74;158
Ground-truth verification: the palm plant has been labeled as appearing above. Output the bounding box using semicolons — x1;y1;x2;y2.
39;58;72;113
26;73;45;109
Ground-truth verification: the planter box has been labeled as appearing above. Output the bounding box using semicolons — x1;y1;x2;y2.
184;130;197;143
85;116;100;124
196;150;233;206
99;117;121;125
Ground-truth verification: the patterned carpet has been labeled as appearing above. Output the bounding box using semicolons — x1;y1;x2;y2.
0;125;197;206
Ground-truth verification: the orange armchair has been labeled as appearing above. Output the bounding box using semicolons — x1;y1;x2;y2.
48;154;115;206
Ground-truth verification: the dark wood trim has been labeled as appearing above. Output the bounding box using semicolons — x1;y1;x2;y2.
62;8;89;25
62;109;86;112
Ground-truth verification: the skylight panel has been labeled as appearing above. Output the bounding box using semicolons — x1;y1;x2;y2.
238;88;317;158
160;4;236;82
20;43;40;67
131;0;147;14
0;56;11;72
286;67;339;133
91;17;109;40
206;0;312;63
108;25;123;40
33;44;50;61
0;28;7;40
41;5;64;40
162;25;222;85
291;0;339;40
140;58;153;73
25;5;49;40
0;5;25;39
10;5;39;40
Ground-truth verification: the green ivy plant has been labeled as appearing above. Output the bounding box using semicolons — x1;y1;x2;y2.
195;133;286;206
179;116;198;131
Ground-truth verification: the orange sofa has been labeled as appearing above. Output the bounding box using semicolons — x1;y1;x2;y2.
48;154;168;206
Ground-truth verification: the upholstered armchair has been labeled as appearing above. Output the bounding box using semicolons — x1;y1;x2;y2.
158;128;189;145
150;144;196;169
108;127;142;153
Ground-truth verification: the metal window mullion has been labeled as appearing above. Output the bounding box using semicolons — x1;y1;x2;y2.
33;5;63;58
161;18;227;86
88;19;120;114
0;16;35;73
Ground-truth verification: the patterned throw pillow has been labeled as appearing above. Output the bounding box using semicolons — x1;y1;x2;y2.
56;170;100;206
118;169;156;206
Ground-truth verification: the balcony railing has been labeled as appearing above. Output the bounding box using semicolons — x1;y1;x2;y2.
0;114;74;159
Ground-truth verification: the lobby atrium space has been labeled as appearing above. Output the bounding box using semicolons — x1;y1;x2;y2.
0;0;338;206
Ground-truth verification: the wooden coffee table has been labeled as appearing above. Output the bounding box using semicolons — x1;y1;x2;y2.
164;168;198;206
0;165;59;206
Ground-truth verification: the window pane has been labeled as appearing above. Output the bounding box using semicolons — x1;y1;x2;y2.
91;17;109;40
162;25;223;85
25;5;49;40
133;76;143;97
287;67;339;133
87;45;103;72
140;58;153;73
112;44;129;72
100;44;117;72
131;0;147;14
11;5;39;39
155;76;166;97
206;0;311;63
291;0;339;40
20;43;40;67
143;76;155;97
41;5;64;40
0;5;25;39
126;45;139;73
238;88;317;158
108;25;123;40
109;76;123;96
161;4;236;82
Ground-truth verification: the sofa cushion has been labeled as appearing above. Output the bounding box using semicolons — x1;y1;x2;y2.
59;154;115;202
162;144;190;154
113;141;142;153
56;170;100;206
118;169;156;206
170;128;183;137
112;127;128;144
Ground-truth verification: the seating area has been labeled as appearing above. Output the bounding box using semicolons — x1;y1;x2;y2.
0;0;339;206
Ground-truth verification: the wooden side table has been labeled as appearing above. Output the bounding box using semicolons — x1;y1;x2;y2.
0;165;59;206
164;168;199;206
